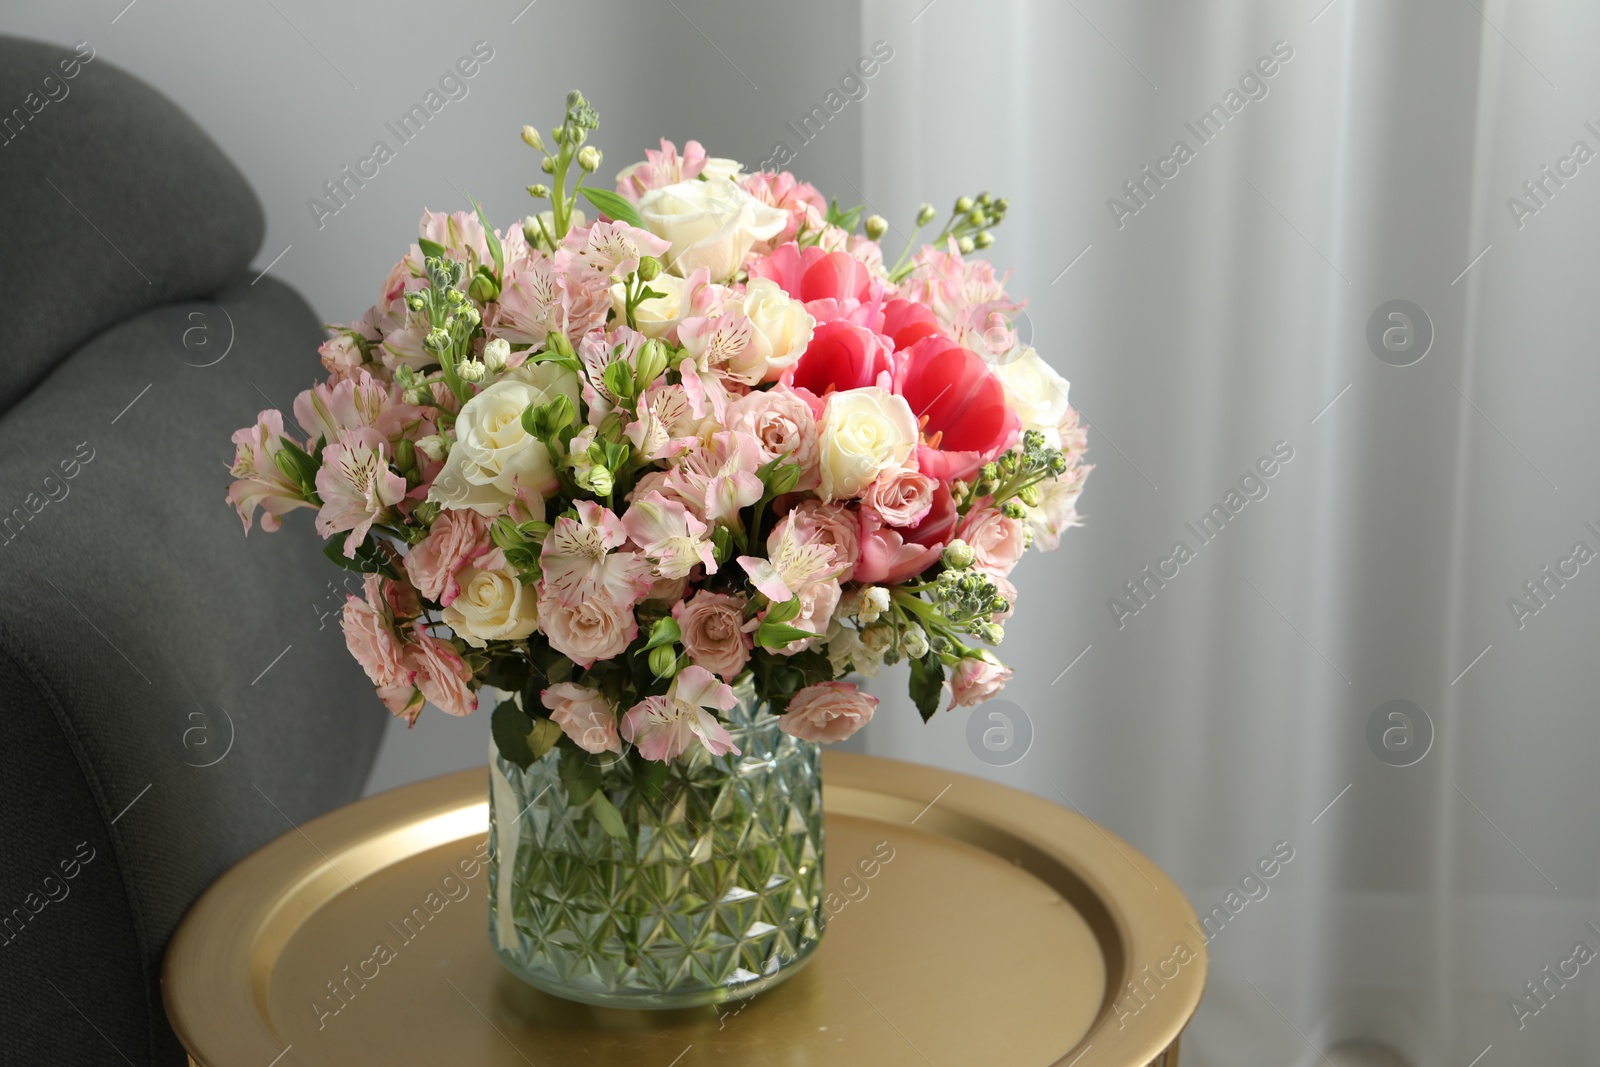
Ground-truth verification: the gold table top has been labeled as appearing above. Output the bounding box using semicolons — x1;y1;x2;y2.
164;752;1204;1066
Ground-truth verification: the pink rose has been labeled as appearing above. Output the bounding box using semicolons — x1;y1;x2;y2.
541;682;623;754
538;589;637;668
673;590;753;680
404;509;492;605
403;624;476;718
787;320;892;396
340;579;416;717
958;506;1027;578
780;681;877;743
862;465;937;528
948;654;1012;711
780;500;861;582
726;386;820;489
892;335;1019;482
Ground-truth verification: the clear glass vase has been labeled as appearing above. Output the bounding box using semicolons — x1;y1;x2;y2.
486;680;826;1009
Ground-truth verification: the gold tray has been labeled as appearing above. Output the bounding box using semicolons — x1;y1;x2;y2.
164;752;1204;1066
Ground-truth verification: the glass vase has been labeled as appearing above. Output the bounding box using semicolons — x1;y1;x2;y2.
486;680;826;1009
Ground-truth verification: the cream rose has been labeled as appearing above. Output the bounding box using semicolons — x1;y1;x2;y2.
538;589;636;668
637;177;787;281
611;270;692;339
540;682;622;754
817;387;918;502
739;278;815;381
428;365;579;514
994;346;1071;448
441;564;540;647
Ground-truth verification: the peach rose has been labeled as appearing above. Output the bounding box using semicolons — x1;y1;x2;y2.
403;624;476;717
958;506;1026;578
862;465;937;528
780;681;877;743
541;682;622;754
948;653;1012;710
340;585;415;716
538;589;637;668
726;386;820;489
404;509;491;605
673;590;752;680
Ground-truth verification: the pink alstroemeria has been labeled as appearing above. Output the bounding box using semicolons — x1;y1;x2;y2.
225;409;313;533
620;491;717;580
491;254;612;349
314;427;407;557
615;138;711;202
737;515;841;602
620;665;741;762
293;368;421;448
540;500;653;606
663;431;764;526
564;220;671;280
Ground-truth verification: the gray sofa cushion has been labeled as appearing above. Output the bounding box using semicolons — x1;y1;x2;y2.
0;35;264;414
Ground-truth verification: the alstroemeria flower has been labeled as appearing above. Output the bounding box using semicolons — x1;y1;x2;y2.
892;334;1019;482
225;409;313;533
540;500;653;607
737;515;841;602
662;431;764;526
293;368;421;448
621;491;717;579
563;219;671;280
620;666;741;762
314;427;406;556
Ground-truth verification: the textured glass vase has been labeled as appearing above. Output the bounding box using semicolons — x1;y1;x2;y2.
486;682;826;1009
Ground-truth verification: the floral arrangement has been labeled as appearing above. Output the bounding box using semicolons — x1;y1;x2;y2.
225;91;1089;772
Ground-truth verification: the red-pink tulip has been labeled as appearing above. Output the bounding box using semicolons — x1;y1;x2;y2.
893;336;1019;482
881;298;943;351
787;320;893;396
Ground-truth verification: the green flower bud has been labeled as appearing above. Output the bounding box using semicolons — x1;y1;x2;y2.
552;124;568;145
864;214;889;241
974;231;994;250
583;464;614;496
649;644;679;679
993;197;1010;213
521;125;544;151
394;438;416;473
546;331;575;359
634;337;669;389
411;500;441;526
942;539;976;570
540;156;556;174
636;255;662;282
459;305;481;327
424;328;450;352
915;203;937;227
1018;483;1042;507
445;287;466;306
967;207;986;227
527;183;550;199
1000;500;1026;520
955;196;974;214
404;292;427;313
577;146;602;173
467;273;499;304
957;236;976;255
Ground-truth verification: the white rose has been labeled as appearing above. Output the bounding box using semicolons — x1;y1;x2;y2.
442;564;540;647
994;346;1071;447
611;270;691;339
739;278;815;381
428;367;579;514
817;387;918;502
636;177;787;282
699;157;745;182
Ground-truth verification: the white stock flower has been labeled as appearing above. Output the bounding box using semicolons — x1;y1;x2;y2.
636;177;787;282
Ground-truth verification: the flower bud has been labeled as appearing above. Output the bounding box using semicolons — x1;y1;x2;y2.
902;624;930;660
954;195;974;214
864;214;888;241
636;255;662;282
577;145;602;173
649;643;679;679
415;434;447;462
521;124;544;151
459;305;481;327
993;197;1010;213
1018;483;1041;507
957;236;976;254
540;156;556;174
974;231;994;249
967;207;986;227
394;438;416;475
457;358;486;383
404;292;427;313
546;330;575;359
915;203;937;227
942;539;976;570
526;183;550;199
483;337;510;373
424;328;450;352
634;337;669;389
1001;500;1026;519
552;124;568;145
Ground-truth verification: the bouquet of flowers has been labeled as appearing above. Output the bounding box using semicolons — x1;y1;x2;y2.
225;91;1089;772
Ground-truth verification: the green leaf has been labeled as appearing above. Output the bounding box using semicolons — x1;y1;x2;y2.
825;198;863;233
417;237;447;260
642;617;682;652
765;597;803;624
908;651;946;723
602;359;634;402
491;699;537;769
757;619;814;650
589;792;628;839
579;187;648;230
467;193;504;280
322;531;393;577
527;717;564;763
559;747;602;806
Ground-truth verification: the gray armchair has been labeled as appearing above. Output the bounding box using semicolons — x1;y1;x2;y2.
0;35;386;1065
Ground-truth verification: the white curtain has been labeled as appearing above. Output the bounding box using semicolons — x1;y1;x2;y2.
858;1;1600;1063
